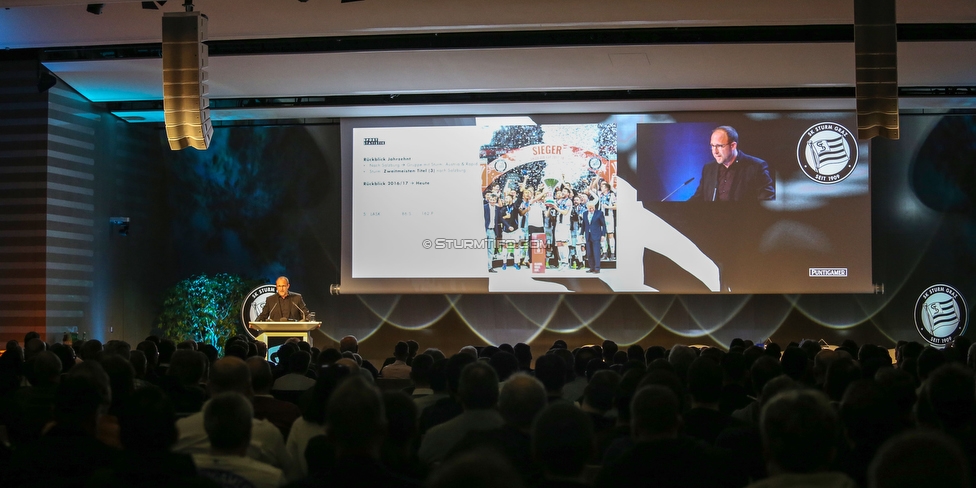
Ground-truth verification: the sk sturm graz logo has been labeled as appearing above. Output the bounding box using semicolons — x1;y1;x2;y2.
915;284;969;346
240;284;277;339
796;122;858;184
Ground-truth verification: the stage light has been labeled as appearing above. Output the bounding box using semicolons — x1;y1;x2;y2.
86;3;104;15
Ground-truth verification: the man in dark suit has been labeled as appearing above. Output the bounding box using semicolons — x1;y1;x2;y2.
690;126;775;202
484;192;503;273
582;200;607;274
255;276;309;321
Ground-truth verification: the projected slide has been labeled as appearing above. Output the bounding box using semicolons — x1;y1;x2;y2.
344;113;872;294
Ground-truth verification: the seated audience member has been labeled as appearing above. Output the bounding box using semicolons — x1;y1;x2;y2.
136;340;160;382
285;363;351;479
732;356;782;425
533;401;595;488
719;351;750;415
173;357;295;479
379;341;412;379
488;350;520;382
874;368;917;431
459;345;479;359
418;361;504;465
595;368;643;463
414;357;448;418
406;340;420;365
98;354;136;448
779;346;812;385
161;349;208;415
446;373;548;485
0;341;25;398
294;376;422;487
824;357;862;404
49;342;77;373
4;350;61;446
594;385;741;488
427;449;524;488
246;356;300;440
381;390;427;481
915;363;976;463
534;354;568;403
747;389;857;488
601;340;618;363
156;339;177;377
513;342;533;373
667;344;697;384
548;348;579;401
90;386;216;488
419;353;475;434
868;429;971;488
916;347;947;383
838;379;903;487
409;353;435;399
627;344;645;363
682;356;742;445
339;335;379;378
9;362;119;488
271;350;315;392
129;350;152;389
193;392;285;488
581;369;620;436
565;347;597;402
21;337;48;385
423;347;446;362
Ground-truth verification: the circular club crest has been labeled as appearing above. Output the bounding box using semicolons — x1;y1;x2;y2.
492;159;508;172
240;284;277;340
914;284;969;347
588;157;603;171
796;122;858;184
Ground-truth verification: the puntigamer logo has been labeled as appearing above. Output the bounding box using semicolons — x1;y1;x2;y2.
796;122;858;184
914;284;969;346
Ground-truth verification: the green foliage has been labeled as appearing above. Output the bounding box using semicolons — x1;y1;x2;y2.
157;273;259;353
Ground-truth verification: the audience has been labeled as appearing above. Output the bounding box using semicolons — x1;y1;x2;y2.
193;392;285;488
172;356;295;479
418;361;503;465
750;389;856;488
380;341;411;379
2;334;970;488
246;356;301;440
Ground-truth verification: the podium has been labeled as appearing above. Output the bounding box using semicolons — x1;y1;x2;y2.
248;321;321;346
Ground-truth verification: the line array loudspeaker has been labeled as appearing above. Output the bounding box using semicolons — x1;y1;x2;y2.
854;0;899;140
162;11;212;150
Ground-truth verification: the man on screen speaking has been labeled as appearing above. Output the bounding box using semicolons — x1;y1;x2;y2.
256;276;310;321
690;126;775;201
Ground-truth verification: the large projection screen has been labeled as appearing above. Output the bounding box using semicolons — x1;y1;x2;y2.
340;112;872;294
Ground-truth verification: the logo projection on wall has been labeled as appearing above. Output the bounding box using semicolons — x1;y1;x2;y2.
915;284;969;346
240;284;276;340
797;122;859;184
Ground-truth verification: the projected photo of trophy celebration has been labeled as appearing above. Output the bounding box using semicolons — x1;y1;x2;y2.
479;124;617;275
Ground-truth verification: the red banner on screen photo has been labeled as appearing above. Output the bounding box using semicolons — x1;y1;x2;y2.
531;233;546;273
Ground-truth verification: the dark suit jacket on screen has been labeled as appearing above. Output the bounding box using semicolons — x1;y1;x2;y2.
690;151;775;201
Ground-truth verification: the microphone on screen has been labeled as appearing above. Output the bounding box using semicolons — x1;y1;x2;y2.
661;177;695;202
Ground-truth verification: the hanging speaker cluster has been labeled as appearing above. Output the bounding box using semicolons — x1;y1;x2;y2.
854;0;899;140
162;11;212;150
